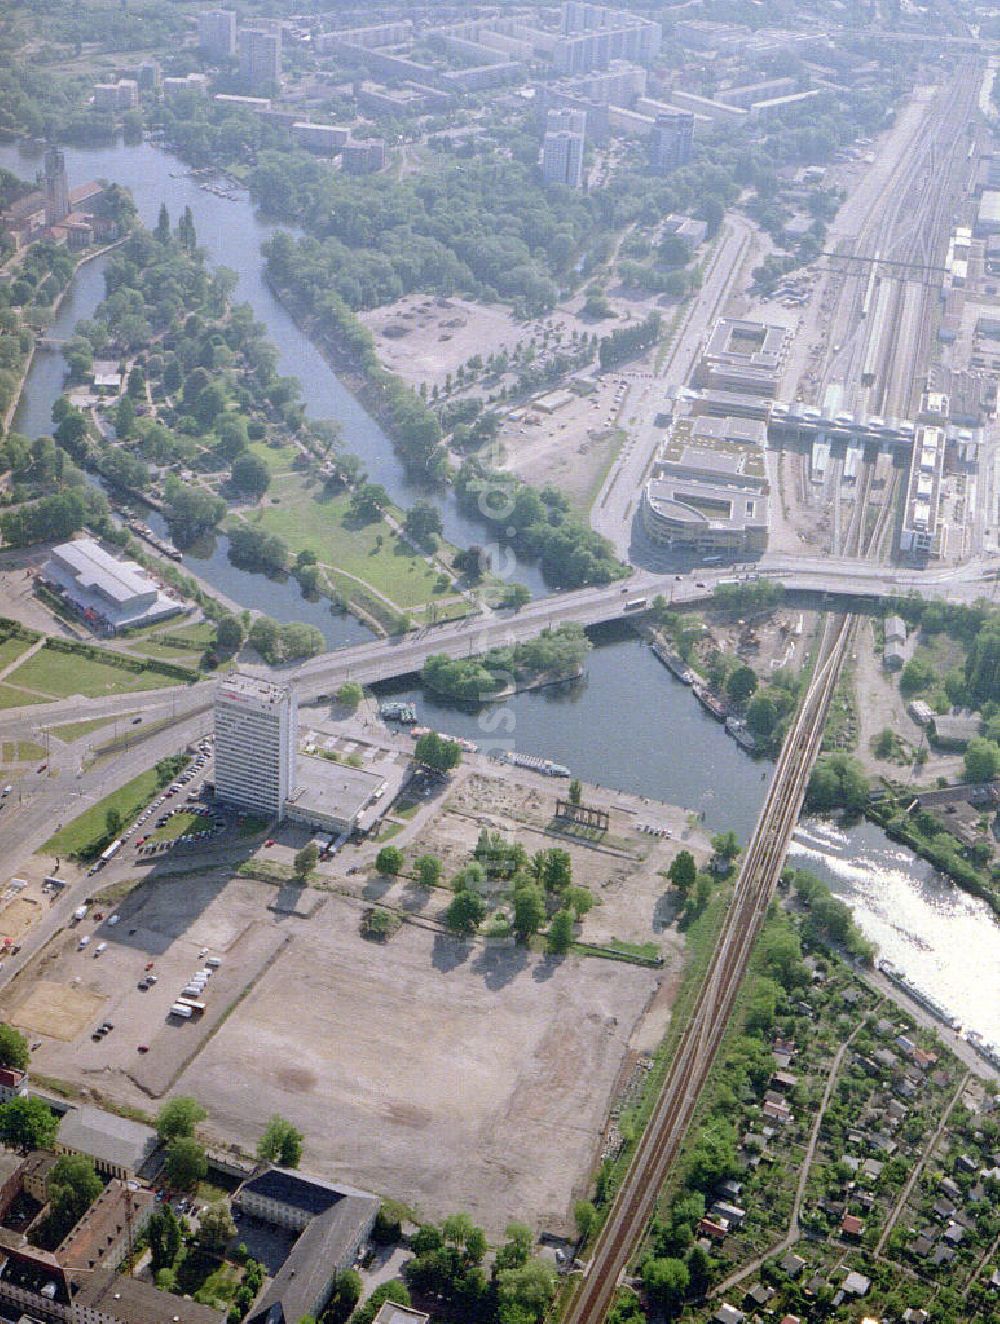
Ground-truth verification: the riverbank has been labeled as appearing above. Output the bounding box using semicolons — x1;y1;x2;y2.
263;272;447;481
2;236;125;434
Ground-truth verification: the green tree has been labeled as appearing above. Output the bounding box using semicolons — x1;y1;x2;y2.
113;394;135;440
512;883;546;942
574;1200;598;1243
746;692;780;740
45;1154;102;1242
155;203;171;243
230;451;271;497
336;681;363;710
0;1096;58;1150
415;854;442;887
414;730;462;772
196;1201;236;1253
352;1281;411;1324
257;1114;304;1167
403;500;443;547
667;850;697;894
496;1258;557;1324
710;831;740;863
127;365;145;399
105;807;123;838
642;1256;689;1317
547;908;574;955
806;754;869;813
502;583;532;611
376;845;404;876
349;482;390;523
445;889;487;936
964;736;1000;783
164;1136;207;1190
148;1204;182;1271
325;1269;363;1324
725;665;758;705
215;615;244;654
686;1243;711;1296
293;843;319;877
156;1095;207;1142
0;1024;30;1072
568;778;583;807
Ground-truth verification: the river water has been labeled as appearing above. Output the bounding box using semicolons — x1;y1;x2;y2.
4;137;998;1045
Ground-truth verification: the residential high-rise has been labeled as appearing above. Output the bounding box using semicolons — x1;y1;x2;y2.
198;8;237;58
650;110;694;173
43;147;69;226
542;129;585;188
214;672;297;819
546;107;588;136
239;27;282;91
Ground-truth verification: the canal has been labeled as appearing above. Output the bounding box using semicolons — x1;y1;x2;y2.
3;137;998;1045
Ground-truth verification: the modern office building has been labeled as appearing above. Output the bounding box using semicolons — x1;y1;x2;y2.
239;26;281;91
198;8;237;58
542;128;585;187
214;672;298;819
43;147;69;226
650;110;694;173
640;419;770;554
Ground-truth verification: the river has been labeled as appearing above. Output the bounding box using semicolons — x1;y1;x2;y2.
4;137;998;1046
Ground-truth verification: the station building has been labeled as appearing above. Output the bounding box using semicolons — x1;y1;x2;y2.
641;421;769;554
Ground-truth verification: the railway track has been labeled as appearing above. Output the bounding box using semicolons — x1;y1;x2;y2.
563;611;853;1324
562;72;983;1324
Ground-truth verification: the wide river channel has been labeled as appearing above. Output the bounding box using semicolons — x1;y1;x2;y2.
3;137;998;1044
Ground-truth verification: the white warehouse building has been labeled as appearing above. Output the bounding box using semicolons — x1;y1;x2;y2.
41;538;181;633
214;672;297;819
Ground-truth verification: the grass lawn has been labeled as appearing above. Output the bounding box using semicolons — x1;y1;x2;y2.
0;684;53;710
251;475;446;609
158;621;217;647
0;637;33;672
9;648;185;699
125;641;200;667
1;740;45;763
41;766;164;858
248;439;301;473
46;717;117;743
148;810;203;843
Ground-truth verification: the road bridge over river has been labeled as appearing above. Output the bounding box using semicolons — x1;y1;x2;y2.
289;555;994;699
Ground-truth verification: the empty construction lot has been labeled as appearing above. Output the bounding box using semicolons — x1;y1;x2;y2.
2;869;660;1236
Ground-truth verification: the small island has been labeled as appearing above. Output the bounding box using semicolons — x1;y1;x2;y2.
421;622;591;702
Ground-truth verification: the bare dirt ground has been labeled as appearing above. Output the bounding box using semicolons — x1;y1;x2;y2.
14;979;105;1041
2;758;704;1238
0;897;41;944
177;896;658;1237
361;289;662;512
853;619;964;780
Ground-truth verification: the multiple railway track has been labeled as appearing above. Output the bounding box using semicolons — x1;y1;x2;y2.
564;67;984;1324
564;615;852;1324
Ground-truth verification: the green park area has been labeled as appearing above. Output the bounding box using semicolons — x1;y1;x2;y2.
5;647;186;701
41;760;182;859
250;475;458;611
0;637;33;672
246;439;301;474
